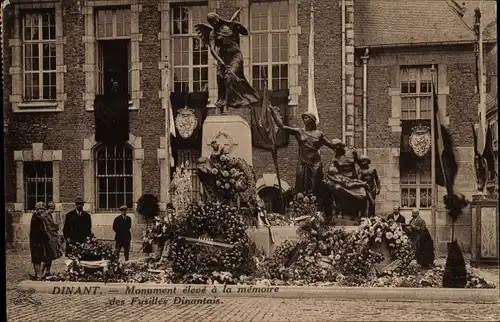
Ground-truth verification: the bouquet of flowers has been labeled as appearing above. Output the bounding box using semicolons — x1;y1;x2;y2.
288;192;318;219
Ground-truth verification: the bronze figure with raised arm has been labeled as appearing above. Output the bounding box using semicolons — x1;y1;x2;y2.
268;106;336;196
195;10;260;114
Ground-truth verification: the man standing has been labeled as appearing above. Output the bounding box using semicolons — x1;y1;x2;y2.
63;197;92;256
388;205;406;224
113;205;132;261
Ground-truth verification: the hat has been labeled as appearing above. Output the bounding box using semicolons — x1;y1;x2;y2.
119;205;128;211
359;155;371;163
35;202;46;210
331;138;344;147
75;196;85;204
301;112;317;124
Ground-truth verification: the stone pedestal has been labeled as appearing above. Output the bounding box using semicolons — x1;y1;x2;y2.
202;115;253;166
471;195;499;267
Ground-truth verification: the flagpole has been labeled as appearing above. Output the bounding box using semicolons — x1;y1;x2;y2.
477;3;487;193
165;60;172;203
430;65;438;243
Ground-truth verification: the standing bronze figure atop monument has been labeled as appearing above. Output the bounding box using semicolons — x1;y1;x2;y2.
195;10;260;114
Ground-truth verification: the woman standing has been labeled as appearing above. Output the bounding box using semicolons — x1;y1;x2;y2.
269;108;336;196
41;202;63;276
29;202;49;280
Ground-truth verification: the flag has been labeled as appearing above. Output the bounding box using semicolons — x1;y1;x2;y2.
307;0;319;124
165;72;176;167
432;78;458;195
483;125;498;181
251;89;289;150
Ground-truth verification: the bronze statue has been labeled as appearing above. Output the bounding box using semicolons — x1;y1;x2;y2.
268;107;336;196
195;10;260;114
358;155;380;217
323;139;371;219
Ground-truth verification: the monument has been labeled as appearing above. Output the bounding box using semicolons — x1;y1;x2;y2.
195;10;260;165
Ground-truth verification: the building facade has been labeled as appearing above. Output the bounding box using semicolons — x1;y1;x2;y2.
3;0;496;251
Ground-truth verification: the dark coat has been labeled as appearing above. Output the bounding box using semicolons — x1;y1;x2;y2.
30;214;49;263
63;210;92;243
388;213;406;224
113;214;132;243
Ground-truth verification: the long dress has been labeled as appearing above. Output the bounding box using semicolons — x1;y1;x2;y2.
294;128;325;195
211;24;260;109
41;213;63;261
410;216;435;267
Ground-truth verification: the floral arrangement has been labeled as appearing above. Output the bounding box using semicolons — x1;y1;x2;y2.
169;200;257;282
66;237;116;261
288;192;318;219
358;216;414;270
266;213;294;226
48;237;124;282
208;146;255;202
170;162;193;217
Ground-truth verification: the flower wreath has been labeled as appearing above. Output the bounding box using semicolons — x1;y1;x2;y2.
169;200;254;280
358;217;414;269
208;147;256;203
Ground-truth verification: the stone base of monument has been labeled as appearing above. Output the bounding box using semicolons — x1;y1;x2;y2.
247;226;392;268
471;194;499;267
202;115;252;165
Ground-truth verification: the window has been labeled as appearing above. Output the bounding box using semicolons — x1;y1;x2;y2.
400;67;432;120
22;11;56;101
95;144;133;211
24;162;53;211
250;1;289;91
95;8;131;98
171;6;209;93
400;155;432;209
177;150;202;201
258;187;285;214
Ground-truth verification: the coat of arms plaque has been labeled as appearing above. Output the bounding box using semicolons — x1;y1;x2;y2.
409;124;431;157
175;107;198;139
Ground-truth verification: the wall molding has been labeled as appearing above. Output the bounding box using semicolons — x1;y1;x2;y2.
9;2;67;113
83;0;142;112
13;143;62;213
81;133;144;213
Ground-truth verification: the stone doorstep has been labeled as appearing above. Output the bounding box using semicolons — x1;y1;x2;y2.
16;281;499;304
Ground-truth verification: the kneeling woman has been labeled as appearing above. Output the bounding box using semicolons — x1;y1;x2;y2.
409;208;435;268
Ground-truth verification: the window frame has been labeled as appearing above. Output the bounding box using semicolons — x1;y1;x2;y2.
400;66;433;120
250;1;290;91
399;66;434;209
22;10;57;102
176;149;202;202
400;169;433;210
23;161;54;212
94;7;132;100
94;144;134;212
170;5;209;93
94;7;131;40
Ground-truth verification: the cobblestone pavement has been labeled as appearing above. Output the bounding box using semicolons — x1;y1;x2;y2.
6;250;500;322
6;293;500;322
